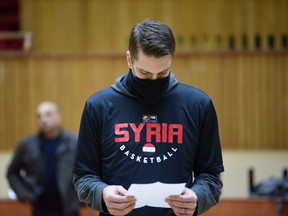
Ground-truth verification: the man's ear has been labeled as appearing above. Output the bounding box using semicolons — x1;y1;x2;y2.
126;51;132;68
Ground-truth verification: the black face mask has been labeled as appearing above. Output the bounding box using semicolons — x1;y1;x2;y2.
126;70;170;104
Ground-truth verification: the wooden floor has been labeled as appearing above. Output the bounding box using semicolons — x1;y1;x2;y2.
202;198;288;216
0;199;99;216
0;198;287;216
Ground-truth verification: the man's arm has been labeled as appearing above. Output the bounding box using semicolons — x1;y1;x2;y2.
192;98;224;215
73;174;108;212
73;100;109;212
6;141;35;202
192;173;223;215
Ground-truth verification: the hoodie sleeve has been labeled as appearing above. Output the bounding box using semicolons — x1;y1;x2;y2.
73;174;108;212
191;99;224;215
192;173;223;215
73;100;108;212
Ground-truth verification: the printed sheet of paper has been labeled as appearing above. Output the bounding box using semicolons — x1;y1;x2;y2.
127;181;185;208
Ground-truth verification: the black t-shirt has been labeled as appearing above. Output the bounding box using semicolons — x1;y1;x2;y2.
38;135;62;213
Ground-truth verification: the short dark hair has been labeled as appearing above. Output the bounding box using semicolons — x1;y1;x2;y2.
128;19;176;60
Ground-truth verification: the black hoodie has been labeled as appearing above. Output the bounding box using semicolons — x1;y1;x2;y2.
73;72;224;216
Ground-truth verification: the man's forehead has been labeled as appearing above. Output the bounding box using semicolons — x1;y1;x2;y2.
134;52;172;73
37;102;58;114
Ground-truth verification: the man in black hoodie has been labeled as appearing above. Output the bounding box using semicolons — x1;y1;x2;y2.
73;19;224;216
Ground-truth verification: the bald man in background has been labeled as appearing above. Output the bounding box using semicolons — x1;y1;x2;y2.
7;102;80;216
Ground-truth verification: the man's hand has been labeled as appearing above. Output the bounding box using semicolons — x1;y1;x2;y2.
165;187;198;216
103;185;136;216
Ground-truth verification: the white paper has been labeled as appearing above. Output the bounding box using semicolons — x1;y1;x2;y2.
127;181;185;208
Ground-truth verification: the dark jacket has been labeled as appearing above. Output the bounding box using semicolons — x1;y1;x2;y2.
7;130;79;216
